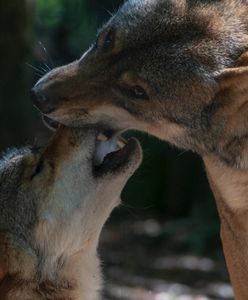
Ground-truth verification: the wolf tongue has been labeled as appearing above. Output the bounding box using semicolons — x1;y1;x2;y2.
94;138;120;166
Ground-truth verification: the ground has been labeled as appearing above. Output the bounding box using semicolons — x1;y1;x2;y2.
101;217;233;300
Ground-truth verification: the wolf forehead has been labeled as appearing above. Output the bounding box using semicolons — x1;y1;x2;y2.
0;148;38;235
109;0;248;70
0;147;37;191
0;146;42;196
0;147;32;172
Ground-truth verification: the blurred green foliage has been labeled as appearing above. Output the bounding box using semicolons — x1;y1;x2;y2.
0;0;220;254
35;0;94;58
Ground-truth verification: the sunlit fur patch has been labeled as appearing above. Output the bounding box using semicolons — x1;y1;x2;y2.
204;155;248;210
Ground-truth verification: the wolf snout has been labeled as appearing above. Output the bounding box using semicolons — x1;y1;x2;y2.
31;85;56;115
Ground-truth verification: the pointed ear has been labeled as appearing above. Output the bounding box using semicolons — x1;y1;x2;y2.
215;51;248;107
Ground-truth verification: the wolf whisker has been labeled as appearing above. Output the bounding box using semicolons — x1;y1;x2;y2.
38;41;55;68
103;7;114;17
43;63;51;72
26;63;45;77
39;65;49;75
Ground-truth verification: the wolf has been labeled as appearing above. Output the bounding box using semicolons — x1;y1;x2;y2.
31;0;248;168
31;0;248;298
0;127;142;300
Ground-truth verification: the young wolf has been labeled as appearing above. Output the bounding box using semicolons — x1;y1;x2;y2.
0;127;141;300
31;0;248;298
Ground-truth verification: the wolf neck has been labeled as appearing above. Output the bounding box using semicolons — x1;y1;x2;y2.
36;248;102;300
204;155;248;300
3;248;102;300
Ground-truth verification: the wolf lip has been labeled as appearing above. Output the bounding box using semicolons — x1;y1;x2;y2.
42;115;61;131
93;135;140;176
94;133;127;166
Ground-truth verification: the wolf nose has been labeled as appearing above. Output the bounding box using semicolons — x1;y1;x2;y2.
30;86;56;115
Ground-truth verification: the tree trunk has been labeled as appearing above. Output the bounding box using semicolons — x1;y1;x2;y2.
0;0;32;150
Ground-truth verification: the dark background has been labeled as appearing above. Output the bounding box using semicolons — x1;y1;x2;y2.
0;1;233;299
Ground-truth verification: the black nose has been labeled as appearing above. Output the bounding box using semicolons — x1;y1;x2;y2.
30;86;56;115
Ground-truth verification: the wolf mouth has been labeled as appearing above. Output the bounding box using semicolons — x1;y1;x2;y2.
42;115;141;176
42;115;60;131
93;132;139;176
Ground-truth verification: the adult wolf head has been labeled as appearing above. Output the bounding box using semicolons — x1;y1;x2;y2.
32;0;248;167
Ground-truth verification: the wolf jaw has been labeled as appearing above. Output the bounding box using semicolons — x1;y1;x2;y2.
42;115;134;175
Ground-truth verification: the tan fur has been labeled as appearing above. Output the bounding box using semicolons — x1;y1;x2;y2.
205;155;248;299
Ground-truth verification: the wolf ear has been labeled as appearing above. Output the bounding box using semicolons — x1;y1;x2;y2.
215;51;248;107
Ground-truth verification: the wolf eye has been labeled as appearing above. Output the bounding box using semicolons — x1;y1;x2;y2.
31;159;44;180
131;86;149;100
102;29;115;50
119;85;149;101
